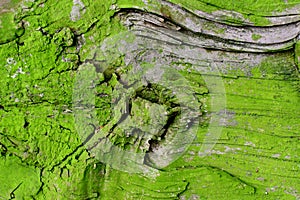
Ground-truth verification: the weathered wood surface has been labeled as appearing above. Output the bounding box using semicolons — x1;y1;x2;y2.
0;0;299;199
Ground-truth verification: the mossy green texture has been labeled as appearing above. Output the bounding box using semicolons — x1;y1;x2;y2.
0;0;122;198
0;156;41;199
251;34;262;41
295;41;300;69
0;0;299;199
0;12;21;44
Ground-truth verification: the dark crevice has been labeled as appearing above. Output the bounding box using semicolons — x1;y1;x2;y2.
23;119;29;128
16;39;24;46
77;19;100;35
145;109;179;154
115;71;139;89
37;27;49;36
208;165;257;194
86;137;106;151
0;142;8;156
36;167;45;197
50;144;85;171
58;124;72;132
9;182;23;200
159;108;180;141
82;123;98;145
176;181;190;199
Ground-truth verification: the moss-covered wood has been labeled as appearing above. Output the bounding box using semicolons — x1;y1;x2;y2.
0;0;299;199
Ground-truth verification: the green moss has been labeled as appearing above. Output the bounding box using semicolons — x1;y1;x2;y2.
215;28;225;34
116;0;147;9
295;41;300;69
0;156;41;199
53;28;74;47
167;0;219;13
166;54;300;199
0;12;20;44
247;14;271;26
0;0;125;198
203;22;226;34
224;16;246;26
252;33;262;41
